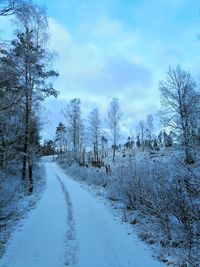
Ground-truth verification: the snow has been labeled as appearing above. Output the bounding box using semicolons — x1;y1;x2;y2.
0;162;45;259
0;157;165;267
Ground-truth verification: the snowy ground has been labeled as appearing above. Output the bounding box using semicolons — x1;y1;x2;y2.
0;157;165;267
0;162;45;259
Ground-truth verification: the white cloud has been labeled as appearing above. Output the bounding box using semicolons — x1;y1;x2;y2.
48;17;72;51
90;16;123;39
0;16;14;41
43;15;163;139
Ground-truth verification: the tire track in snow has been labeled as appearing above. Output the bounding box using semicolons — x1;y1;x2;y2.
56;175;78;266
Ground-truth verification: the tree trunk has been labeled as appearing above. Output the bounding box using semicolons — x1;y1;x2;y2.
113;145;116;162
22;91;29;179
183;124;194;164
82;148;85;165
28;158;33;194
113;133;116;162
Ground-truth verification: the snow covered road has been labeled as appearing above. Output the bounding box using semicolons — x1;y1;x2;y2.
0;158;165;267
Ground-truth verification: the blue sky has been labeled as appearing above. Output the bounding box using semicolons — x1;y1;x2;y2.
1;0;200;139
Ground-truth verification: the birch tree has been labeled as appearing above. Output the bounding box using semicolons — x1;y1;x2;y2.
88;108;101;164
107;98;122;162
159;65;200;164
63;98;84;161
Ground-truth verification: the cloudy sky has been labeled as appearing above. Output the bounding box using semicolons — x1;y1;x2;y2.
2;0;200;139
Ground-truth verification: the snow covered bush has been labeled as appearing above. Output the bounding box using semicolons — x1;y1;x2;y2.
59;158;108;187
107;155;200;266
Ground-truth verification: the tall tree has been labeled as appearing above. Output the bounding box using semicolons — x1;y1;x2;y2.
9;3;58;191
159;65;200;164
107;98;122;162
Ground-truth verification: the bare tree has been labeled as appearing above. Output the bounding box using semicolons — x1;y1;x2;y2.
88;108;101;164
159;65;200;164
107;98;122;162
14;1;48;46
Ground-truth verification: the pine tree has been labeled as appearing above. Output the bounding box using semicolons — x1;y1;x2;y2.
55;122;67;157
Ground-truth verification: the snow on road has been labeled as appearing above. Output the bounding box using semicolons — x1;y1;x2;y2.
0;157;165;267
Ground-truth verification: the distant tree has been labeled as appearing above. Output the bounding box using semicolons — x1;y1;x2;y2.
158;131;163;146
159;65;200;163
136;135;141;149
146;114;154;144
100;135;108;158
126;137;131;149
107;98;122;161
124;136;134;155
42;139;55;156
55;122;67;157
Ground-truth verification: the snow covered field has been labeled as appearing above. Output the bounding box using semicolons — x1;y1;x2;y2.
0;157;165;267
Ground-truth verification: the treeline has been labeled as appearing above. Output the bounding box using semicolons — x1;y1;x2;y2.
0;0;58;193
44;64;200;167
43;98;122;164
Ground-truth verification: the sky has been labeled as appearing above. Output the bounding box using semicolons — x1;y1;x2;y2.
1;0;200;140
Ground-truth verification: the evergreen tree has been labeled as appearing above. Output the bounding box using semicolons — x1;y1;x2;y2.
55;122;67;157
